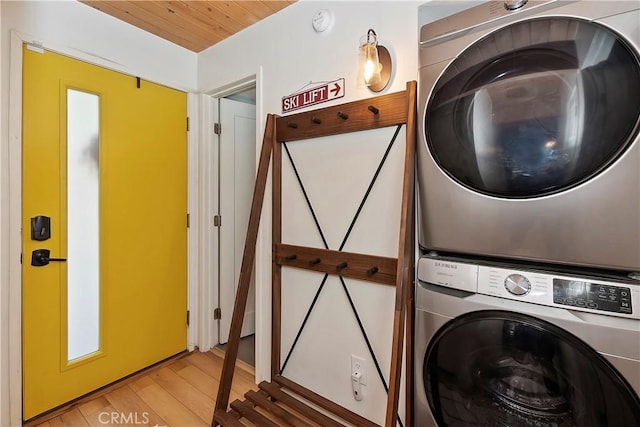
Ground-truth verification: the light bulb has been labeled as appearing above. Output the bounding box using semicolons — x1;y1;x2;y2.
364;59;376;83
359;37;381;86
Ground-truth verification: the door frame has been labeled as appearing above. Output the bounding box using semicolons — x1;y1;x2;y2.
201;72;269;384
6;30;200;425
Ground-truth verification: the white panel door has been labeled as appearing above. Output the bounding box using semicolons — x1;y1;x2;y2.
219;97;256;344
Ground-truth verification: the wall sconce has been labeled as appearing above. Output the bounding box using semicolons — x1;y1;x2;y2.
359;29;392;92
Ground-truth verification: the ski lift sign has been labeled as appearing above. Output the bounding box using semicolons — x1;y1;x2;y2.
282;78;345;113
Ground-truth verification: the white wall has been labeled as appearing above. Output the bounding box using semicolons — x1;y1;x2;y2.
199;1;420;424
0;1;197;424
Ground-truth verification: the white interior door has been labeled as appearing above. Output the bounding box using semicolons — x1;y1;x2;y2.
219;97;257;344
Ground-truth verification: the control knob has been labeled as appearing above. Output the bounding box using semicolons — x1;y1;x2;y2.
504;0;528;11
505;274;531;296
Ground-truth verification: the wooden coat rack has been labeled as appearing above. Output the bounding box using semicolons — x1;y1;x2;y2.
213;81;416;427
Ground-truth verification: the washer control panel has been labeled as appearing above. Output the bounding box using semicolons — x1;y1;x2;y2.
553;279;632;315
477;266;638;319
417;256;640;319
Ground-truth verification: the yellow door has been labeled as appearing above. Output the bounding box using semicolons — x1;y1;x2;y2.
22;46;188;420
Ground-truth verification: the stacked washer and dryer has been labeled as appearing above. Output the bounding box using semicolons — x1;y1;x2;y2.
416;1;640;426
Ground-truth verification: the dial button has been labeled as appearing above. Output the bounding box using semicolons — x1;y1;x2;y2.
505;274;531;296
504;0;528;11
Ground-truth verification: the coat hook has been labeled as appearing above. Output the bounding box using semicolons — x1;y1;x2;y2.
367;266;379;276
368;105;379;115
285;254;297;261
287;121;298;128
309;258;321;265
336;262;348;270
311;116;322;124
337;111;349;120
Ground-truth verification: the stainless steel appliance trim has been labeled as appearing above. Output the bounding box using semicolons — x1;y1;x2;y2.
420;0;577;48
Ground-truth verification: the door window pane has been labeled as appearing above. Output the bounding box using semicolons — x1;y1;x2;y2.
67;89;100;361
425;18;640;197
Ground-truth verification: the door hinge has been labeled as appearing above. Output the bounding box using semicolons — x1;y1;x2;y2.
214;307;221;320
214;215;222;227
187;213;190;228
186;310;190;326
20;253;23;264
136;76;141;89
214;123;222;135
186;117;190;132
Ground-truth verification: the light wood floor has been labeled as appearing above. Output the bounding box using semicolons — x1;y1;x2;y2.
27;349;258;427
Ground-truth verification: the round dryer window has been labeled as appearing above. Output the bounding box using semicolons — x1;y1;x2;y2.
423;311;640;426
424;17;640;198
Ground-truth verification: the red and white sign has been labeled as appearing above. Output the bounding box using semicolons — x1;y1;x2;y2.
282;78;344;113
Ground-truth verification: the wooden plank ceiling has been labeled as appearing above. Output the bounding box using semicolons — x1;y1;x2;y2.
80;1;296;52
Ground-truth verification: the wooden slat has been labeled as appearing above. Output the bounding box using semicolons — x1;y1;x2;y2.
405;290;415;427
276;90;409;142
245;390;314;427
80;1;296;52
274;376;378;427
261;1;295;13
202;1;262;29
81;1;203;51
182;1;248;35
275;243;398;286
384;80;417;427
231;400;281;427
214;114;275;418
235;1;279;20
167;1;236;40
127;1;225;44
405;155;417;427
158;1;234;38
214;409;245;427
272;128;283;378
258;382;343;427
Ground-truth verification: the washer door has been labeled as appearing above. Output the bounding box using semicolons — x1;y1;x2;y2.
425;17;640;198
424;310;640;426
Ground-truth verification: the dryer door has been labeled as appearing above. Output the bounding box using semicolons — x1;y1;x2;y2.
425;17;640;198
423;310;640;426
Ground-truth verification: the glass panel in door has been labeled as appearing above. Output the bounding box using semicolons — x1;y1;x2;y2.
66;89;100;361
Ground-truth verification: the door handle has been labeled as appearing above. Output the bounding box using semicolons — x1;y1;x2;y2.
31;249;67;267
